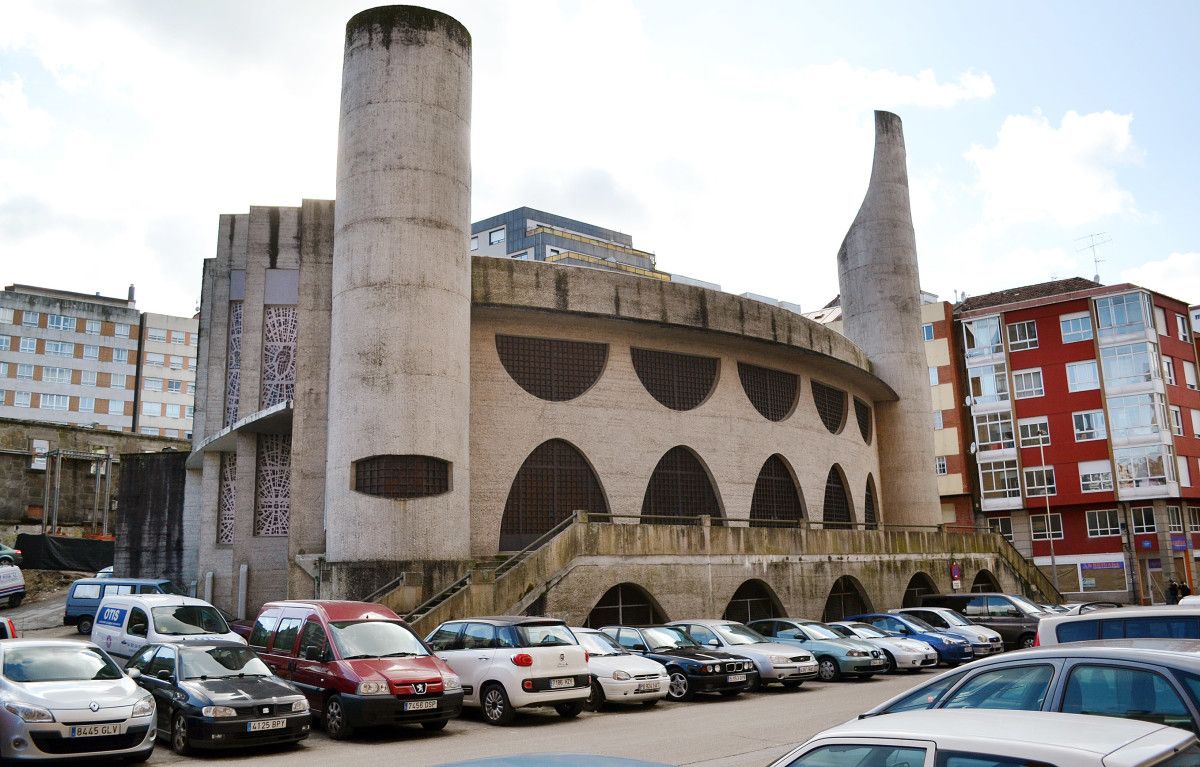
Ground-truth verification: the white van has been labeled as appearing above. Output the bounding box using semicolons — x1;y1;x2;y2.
90;593;246;659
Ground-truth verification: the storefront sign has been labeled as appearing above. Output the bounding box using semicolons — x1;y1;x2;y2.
1080;561;1124;571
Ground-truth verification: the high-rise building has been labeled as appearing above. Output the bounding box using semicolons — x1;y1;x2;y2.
133;312;199;439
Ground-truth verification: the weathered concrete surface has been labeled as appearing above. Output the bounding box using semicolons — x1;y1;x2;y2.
113;452;187;586
324;6;474;575
837;111;941;527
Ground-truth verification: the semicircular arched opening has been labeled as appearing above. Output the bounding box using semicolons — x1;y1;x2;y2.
902;572;939;607
811;380;847;434
750;454;805;527
864;474;879;530
499;439;609;551
737;362;799;421
630;348;719;411
722;579;785;624
854;398;873;444
822;575;873;622
971;569;1002;593
584;582;668;628
821;465;855;530
495;335;609;402
641;446;723;525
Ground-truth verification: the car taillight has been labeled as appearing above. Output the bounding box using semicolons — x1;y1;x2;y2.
522;679;533;690
583;650;589;662
511;653;533;667
12;550;19;555
1033;631;1040;647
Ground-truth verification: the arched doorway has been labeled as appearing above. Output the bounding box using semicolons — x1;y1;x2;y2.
499;439;608;551
722;580;784;624
584;583;667;628
822;575;872;621
641;446;723;524
822;465;855;530
749;455;805;527
902;572;939;607
971;569;1002;593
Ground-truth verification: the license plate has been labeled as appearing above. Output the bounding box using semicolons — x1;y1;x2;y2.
404;699;438;711
247;719;286;732
727;673;747;683
635;683;661;693
70;724;121;737
549;677;575;689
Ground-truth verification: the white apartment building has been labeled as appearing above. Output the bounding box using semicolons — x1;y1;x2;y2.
134;312;198;438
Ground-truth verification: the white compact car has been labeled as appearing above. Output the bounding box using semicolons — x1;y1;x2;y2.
826;621;938;672
891;607;1005;656
769;709;1198;767
0;639;156;762
90;594;246;660
427;616;590;726
571;627;669;708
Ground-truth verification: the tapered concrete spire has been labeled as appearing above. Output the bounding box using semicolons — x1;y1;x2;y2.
837;111;942;527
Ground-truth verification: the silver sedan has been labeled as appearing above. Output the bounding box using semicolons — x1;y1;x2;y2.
827;621;938;673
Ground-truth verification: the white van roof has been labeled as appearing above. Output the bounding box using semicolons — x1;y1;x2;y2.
99;594;213;608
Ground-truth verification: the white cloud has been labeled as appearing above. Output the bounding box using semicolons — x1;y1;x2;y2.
965;110;1141;230
1121;252;1200;304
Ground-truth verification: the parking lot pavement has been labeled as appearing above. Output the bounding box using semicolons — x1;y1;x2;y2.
3;589;72;636
144;671;932;767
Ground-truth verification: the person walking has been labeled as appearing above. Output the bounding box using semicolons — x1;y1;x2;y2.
1168;580;1180;604
1181;581;1192;599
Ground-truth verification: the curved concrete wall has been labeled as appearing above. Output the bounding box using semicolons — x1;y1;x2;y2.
325;6;473;563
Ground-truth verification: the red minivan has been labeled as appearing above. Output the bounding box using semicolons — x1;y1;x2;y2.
248;600;463;739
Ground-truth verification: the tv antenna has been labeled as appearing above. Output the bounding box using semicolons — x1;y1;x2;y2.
1076;232;1112;283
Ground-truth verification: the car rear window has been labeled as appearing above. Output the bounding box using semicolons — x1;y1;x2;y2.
72;584;101;600
513;623;575;647
1055;619;1099;643
1082;617;1200;641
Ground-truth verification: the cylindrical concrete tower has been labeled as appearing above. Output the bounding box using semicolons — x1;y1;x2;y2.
837;111;941;527
324;6;473;583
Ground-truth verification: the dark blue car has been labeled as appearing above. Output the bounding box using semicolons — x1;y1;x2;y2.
846;613;974;666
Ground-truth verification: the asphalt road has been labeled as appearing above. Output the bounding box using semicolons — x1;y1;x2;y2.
5;589;72;634
141;671;932;767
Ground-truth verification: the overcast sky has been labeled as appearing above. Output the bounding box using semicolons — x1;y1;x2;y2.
2;1;1198;316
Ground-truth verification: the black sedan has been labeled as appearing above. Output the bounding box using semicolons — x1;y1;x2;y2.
125;640;310;755
600;625;757;701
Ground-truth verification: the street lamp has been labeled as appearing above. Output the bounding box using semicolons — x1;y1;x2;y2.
1036;423;1059;592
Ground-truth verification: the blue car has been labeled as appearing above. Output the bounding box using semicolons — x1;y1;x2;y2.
846;613;974;666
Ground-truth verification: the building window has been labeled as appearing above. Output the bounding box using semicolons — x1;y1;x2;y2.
1178;457;1192;488
1107;393;1165;440
1086;509;1121;537
922;323;934;342
1006;320;1038;351
165;403;181;419
749;454;805;526
254;434;292;536
967;363;1009;404
932;410;944;430
14;391;30;408
1132;506;1155;534
928;367;939;386
1100;342;1158;388
469;236;478;251
1013;368;1044;399
494;440;607;550
963;316;1003;358
811;381;848;434
1114;446;1171;489
0;308;11;324
40;394;69;410
169;355;183;370
630;348;718;412
185;405;194;418
85;319;100;335
79;396;94;413
1060;313;1093;343
43;367;70;384
641;446;722;524
821;466;854;529
83;344;99;359
113;348;128;363
980;460;1021;500
1095;292;1150;339
853;398;873;444
496;335;608;402
44;341;72;357
1169;506;1184;533
46;314;73;331
81;370;96;387
19;338;36;353
21;311;39;327
1079;460;1114;493
140;427;158;436
1193;409;1200;438
974;411;1015;451
1171;406;1184;436
1024;466;1056;497
1178;314;1192;342
1031;513;1063;540
16;364;33;379
1183;361;1198;390
167;380;182;393
115;323;130;337
989;516;1014;542
224;301;243;427
0;363;6;378
111;373;126;389
488;227;505;245
1190;505;1200;533
0;337;8;351
148;328;167;342
1066;360;1100;392
141;401;160;417
1154;306;1169;335
170;332;184;345
146;353;164;367
108;399;123;415
737;362;799;422
935;456;948;475
1017;416;1049;447
144;378;162;392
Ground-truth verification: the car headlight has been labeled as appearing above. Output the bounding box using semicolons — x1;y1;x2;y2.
612;670;632;681
768;655;790;665
846;650;869;657
5;702;53;723
201;705;237;717
290;698;309;713
357;681;389;695
441;673;462;692
131;695;154;718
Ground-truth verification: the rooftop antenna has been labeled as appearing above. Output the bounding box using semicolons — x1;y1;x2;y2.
1075;232;1112;283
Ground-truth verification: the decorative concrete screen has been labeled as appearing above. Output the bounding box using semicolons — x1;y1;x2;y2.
641;446;721;523
495;335;607;401
223;301;243;427
737;362;799;421
499;439;608;551
260;305;298;408
854;398;873;444
353;455;450;499
254;434;291;537
750;454;804;525
811;381;847;434
630;348;718;411
217;453;236;544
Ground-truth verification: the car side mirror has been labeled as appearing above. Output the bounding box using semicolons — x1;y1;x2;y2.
707;639;720;647
156;669;172;681
631;644;647;652
302;645;321;661
126;668;141;680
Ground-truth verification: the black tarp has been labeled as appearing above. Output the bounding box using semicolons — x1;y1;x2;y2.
16;534;112;572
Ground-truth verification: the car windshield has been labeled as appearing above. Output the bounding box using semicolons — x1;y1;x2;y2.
797;623;841;640
846;623;888;639
937;611;972;627
330;620;428;659
716;624;768;645
1009;594;1046;615
513;623;576;648
899;615;936;632
180;646;271;679
642;627;699;650
575;631;626;656
152;606;230;636
825;624;853;637
3;645;123;682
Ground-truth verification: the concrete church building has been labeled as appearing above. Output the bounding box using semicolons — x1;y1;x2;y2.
183;5;1053;629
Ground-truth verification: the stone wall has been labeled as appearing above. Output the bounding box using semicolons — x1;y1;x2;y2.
113;451;188;588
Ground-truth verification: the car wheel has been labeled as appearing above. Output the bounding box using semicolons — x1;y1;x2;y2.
323;695;354;740
7;594;21;608
555;701;584;719
77;616;93;635
584;679;606;711
666;669;693;702
481;683;515;726
171;712;191;756
817;657;841;682
420;719;448;732
0;557;12;566
781;679;804;689
882;651;897;674
1019;634;1036;649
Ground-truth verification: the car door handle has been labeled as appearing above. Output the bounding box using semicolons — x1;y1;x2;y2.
477;656;489;660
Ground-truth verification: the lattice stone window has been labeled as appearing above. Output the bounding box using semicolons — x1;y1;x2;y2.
260;306;297;408
217;453;237;545
822;466;853;529
254;434;291;537
499;439;608;550
811;381;847;434
864;477;878;529
630;348;718;411
737;362;798;421
495;335;608;402
749;454;803;526
224;302;243;427
854;399;873;444
354;455;450;499
641;446;721;523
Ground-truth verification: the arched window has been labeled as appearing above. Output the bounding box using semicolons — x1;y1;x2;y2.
864;475;878;530
737;362;798;421
902;572;938;607
822;466;854;530
641;446;722;524
811;381;847;434
822;575;872;621
630;348;718;411
854;398;873;444
723;580;783;624
750;455;804;526
971;569;1002;593
496;335;607;401
500;439;608;551
584;583;666;628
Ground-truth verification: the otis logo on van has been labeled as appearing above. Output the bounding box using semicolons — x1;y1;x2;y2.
96;607;127;627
